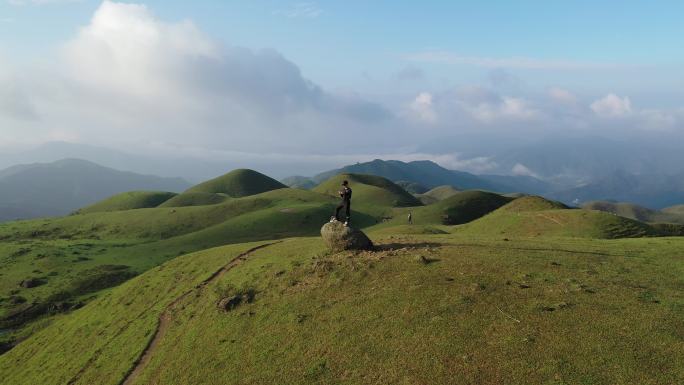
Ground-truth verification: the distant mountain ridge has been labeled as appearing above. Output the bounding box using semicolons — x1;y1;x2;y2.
282;159;684;210
549;170;684;209
0;159;191;222
285;159;553;195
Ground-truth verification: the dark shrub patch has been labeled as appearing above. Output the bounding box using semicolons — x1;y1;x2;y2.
69;265;137;295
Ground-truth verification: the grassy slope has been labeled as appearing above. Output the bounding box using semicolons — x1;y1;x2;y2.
459;196;656;239
281;176;316;190
160;169;286;208
158;192;230;208
75;191;177;214
418;185;461;202
584;201;684;224
0;241;273;385
395;180;429;194
373;191;513;232
2;172;684;384
0;188;342;334
662;204;684;215
313;173;422;217
185;169;286;197
2;234;683;384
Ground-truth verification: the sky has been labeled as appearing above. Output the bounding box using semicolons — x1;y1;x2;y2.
1;0;683;176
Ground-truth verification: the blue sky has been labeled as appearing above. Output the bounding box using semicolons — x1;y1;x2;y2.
2;0;682;96
0;1;683;174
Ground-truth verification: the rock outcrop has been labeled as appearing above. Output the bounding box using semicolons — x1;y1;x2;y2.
321;221;373;252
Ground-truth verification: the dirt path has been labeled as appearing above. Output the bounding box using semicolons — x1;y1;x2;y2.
537;213;564;226
119;242;280;385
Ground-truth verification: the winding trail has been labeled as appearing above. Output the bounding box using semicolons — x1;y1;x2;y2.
119;241;280;385
537;213;564;226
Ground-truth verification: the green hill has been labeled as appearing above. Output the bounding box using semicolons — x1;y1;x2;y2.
313;173;421;216
395;180;429;194
159;192;230;208
0;187;346;338
2;233;683;384
280;176;316;190
459;196;655;239
76;191;177;214
376;190;512;229
2;167;684;384
583;201;684;225
186;169;286;197
416;185;461;204
497;195;569;212
161;169;286;208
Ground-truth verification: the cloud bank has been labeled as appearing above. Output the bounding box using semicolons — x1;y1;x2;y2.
1;1;683;176
2;1;393;152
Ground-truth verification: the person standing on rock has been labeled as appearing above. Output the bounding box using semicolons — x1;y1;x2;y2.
330;180;352;226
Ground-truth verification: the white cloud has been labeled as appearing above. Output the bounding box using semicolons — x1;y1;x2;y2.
274;2;323;18
0;63;37;120
454;86;540;123
500;97;538;119
1;0;683;169
590;93;632;117
511;163;538;178
0;1;391;151
406;50;621;70
548;87;577;104
408;92;437;123
0;81;37;120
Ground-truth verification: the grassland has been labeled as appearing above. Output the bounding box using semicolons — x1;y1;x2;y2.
0;187;340;341
76;191;178;214
184;169;286;197
1;171;683;384
367;190;513;235
1;232;682;384
314;173;422;217
584;201;684;225
159;169;287;208
415;185;461;204
458;196;656;239
0;172;404;345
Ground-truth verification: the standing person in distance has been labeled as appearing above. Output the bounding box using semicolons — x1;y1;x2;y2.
330;180;352;227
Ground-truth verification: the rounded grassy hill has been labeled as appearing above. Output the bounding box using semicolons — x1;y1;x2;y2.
459;196;656;239
76;191;177;214
377;190;512;229
416;185;461;204
160;169;287;208
313;173;422;216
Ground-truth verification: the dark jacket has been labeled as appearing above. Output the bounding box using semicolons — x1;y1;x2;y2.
340;186;352;201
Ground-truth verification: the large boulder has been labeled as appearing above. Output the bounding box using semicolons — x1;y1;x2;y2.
321;221;373;252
